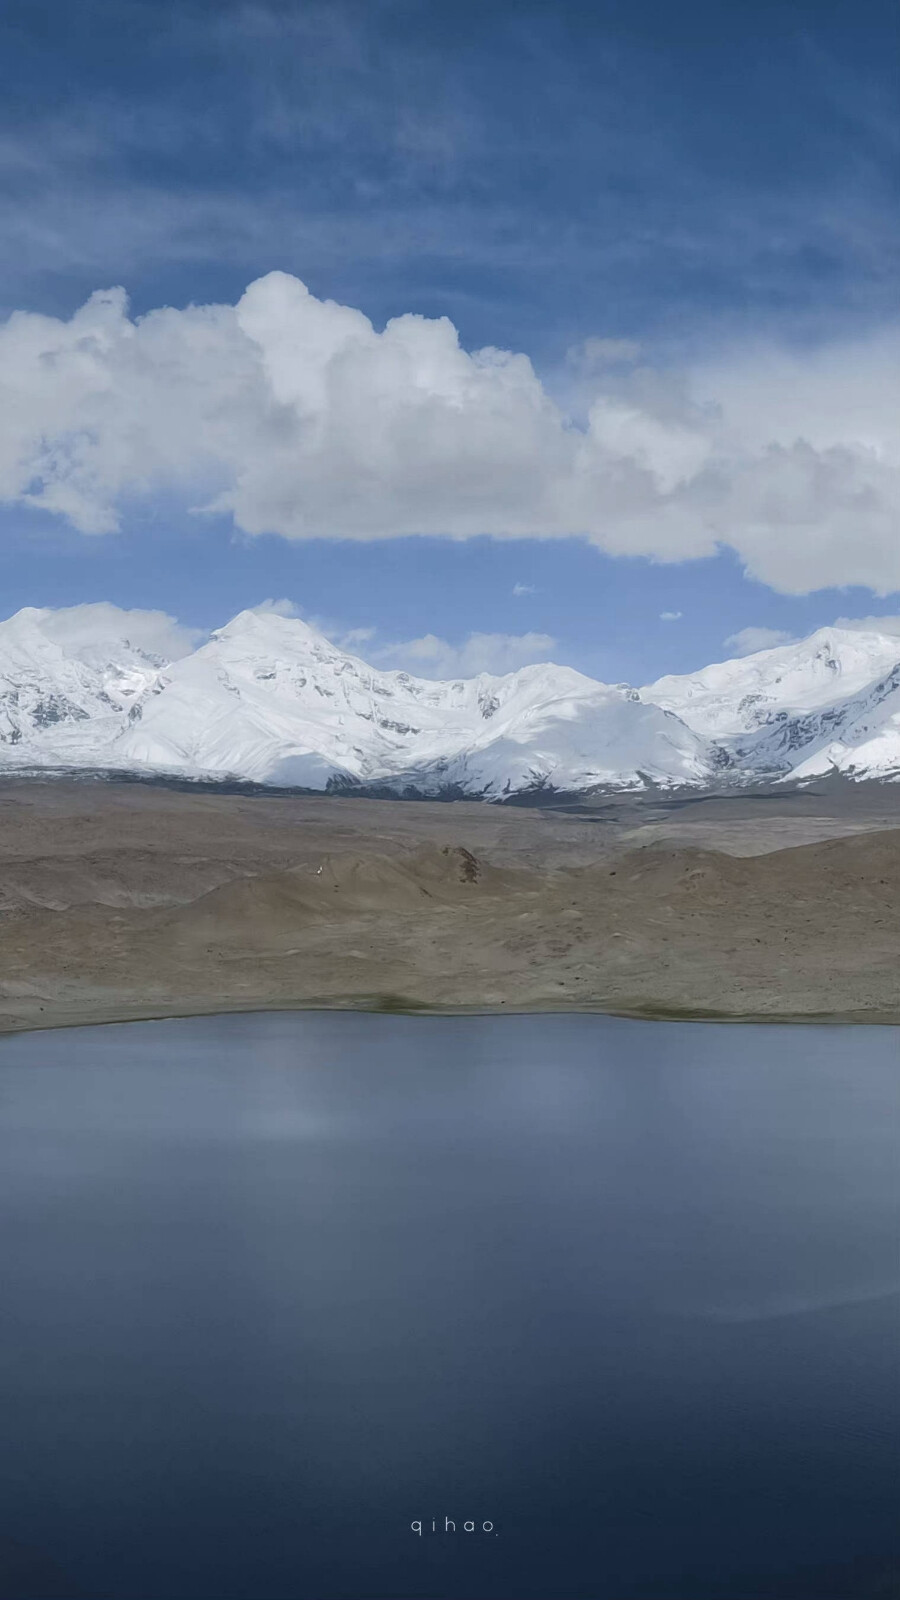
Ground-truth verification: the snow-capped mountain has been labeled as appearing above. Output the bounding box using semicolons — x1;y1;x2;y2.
0;605;898;795
115;608;713;794
0;607;168;768
787;662;900;781
641;627;900;782
642;627;900;738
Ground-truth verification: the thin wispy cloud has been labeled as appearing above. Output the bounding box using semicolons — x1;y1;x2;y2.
370;631;557;679
724;627;795;656
833;614;900;638
1;0;898;349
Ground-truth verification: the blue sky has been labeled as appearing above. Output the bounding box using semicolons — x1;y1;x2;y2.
1;0;898;679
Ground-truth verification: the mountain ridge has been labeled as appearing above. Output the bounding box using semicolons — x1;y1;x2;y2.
0;605;898;796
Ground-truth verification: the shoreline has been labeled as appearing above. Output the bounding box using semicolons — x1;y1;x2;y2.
2;994;899;1040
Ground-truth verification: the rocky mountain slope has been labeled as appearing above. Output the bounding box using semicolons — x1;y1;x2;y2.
0;606;898;794
641;628;900;783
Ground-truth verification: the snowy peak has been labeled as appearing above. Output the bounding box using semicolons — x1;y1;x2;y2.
1;603;899;793
641;625;900;782
115;608;705;794
642;627;900;738
0;606;168;763
210;607;334;653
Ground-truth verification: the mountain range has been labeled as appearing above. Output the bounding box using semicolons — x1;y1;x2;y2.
1;605;899;797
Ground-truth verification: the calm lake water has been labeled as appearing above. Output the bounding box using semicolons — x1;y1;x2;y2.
0;1013;897;1600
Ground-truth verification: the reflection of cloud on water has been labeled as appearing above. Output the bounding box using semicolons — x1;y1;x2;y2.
680;1282;900;1324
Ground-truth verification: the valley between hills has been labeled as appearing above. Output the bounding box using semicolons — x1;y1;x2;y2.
1;776;898;1035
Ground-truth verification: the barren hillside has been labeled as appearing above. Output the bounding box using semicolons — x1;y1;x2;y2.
0;778;898;1032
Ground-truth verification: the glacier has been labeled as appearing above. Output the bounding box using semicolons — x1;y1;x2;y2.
0;605;899;796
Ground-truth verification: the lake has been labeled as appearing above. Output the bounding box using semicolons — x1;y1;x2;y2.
0;1013;897;1599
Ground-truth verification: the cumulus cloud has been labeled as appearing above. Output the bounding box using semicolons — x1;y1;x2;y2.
371;631;557;678
2;271;900;594
833;613;900;638
38;602;202;660
512;582;536;595
660;610;682;621
723;626;795;656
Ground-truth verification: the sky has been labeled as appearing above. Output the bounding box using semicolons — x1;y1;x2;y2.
0;0;898;683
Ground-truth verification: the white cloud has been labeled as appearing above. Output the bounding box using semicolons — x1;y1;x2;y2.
38;603;202;660
660;610;682;621
371;631;557;678
723;626;795;656
250;597;301;618
2;271;900;594
833;613;900;638
339;625;376;647
512;582;536;596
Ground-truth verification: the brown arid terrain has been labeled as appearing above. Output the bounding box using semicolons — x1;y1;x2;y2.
0;776;899;1033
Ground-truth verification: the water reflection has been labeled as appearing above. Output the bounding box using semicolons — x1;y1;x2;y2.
0;1013;897;1600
